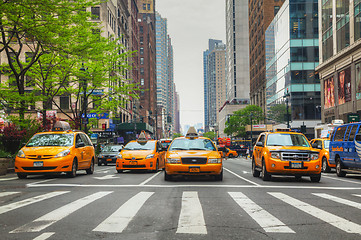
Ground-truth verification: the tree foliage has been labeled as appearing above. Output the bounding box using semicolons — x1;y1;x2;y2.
203;131;216;140
224;105;264;137
172;133;182;139
267;104;287;124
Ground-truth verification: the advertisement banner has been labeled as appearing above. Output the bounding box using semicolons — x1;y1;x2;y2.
324;77;335;109
338;68;351;105
356;63;361;100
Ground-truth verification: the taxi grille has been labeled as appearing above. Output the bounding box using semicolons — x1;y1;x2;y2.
27;155;55;159
181;157;207;164
124;158;143;160
22;167;57;170
281;152;309;161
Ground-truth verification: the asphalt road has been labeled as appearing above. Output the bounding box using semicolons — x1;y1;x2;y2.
1;157;361;240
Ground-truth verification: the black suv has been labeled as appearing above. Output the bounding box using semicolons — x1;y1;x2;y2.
97;144;123;166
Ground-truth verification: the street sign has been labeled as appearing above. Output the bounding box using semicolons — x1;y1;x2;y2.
348;113;359;123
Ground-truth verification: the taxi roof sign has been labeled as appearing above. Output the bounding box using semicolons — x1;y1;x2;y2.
137;131;148;144
186;127;198;139
274;128;291;132
52;121;71;131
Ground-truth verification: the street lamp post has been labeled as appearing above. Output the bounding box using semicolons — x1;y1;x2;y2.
80;64;88;134
284;89;290;129
250;113;253;149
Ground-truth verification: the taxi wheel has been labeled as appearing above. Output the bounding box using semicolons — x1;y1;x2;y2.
98;161;102;166
215;170;223;181
86;158;94;175
252;159;260;177
322;157;331;173
104;162;108;166
67;160;77;178
336;158;346;177
229;154;233;158
154;161;159;172
164;171;172;181
310;174;321;183
17;173;27;179
117;170;123;173
261;160;271;181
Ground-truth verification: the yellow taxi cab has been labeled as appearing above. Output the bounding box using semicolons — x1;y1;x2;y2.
116;131;166;173
310;138;332;173
225;147;238;158
164;127;224;181
252;129;321;182
15;121;95;179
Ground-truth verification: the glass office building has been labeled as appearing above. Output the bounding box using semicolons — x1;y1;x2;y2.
265;0;320;129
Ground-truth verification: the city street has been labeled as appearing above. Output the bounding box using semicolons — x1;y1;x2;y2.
1;157;361;240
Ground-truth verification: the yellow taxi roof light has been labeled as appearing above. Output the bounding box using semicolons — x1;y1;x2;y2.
52;121;71;131
137;131;148;143
275;128;291;132
186;127;198;139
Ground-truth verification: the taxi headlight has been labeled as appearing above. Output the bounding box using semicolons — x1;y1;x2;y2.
166;158;181;164
98;154;104;158
271;152;280;159
116;154;123;159
208;158;221;163
55;149;71;158
17;150;25;158
310;153;319;160
146;154;155;159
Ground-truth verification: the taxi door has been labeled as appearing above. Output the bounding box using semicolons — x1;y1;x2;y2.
80;133;93;167
75;134;87;168
157;141;166;169
254;134;265;166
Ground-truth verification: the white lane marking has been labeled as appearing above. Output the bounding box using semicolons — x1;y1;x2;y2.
322;175;361;185
33;232;55;240
0;192;19;198
139;171;162;185
354;194;361;198
177;191;207;234
26;179;56;187
94;167;114;173
243;171;249;174
11;191;112;233
93;192;154;233
229;192;294;233
313;193;361;209
25;183;361;190
269;192;361;234
0;177;18;181
0;191;69;215
93;175;120;180
224;167;260;186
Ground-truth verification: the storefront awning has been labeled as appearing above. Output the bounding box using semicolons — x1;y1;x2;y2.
116;122;154;134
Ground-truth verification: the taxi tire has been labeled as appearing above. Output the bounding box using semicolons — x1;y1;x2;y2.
215;170;223;181
322;157;331;173
261;160;271;181
67;160;77;178
164;171;172;181
98;161;102;166
117;170;123;173
252;159;260;177
310;174;321;182
86;158;94;175
104;162;108;166
229;154;233;158
17;173;27;179
336;158;346;177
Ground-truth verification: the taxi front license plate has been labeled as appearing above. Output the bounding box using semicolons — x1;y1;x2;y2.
290;162;302;169
107;158;112;162
130;161;137;165
189;167;200;173
33;161;43;167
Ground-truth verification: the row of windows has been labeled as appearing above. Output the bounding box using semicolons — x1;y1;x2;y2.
333;124;359;142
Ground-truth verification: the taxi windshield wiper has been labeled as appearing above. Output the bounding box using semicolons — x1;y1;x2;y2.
269;144;284;146
189;148;207;150
171;147;187;150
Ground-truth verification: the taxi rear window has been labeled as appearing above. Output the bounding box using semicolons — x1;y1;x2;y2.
26;134;74;147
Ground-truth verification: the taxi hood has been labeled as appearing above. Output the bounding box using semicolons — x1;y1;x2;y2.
121;150;154;158
167;150;220;159
266;146;315;152
22;146;71;155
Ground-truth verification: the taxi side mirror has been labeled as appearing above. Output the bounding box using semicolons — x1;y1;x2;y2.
76;142;85;148
256;142;264;147
356;134;361;142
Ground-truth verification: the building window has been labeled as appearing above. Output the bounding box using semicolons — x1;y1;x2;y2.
91;7;100;20
143;4;146;10
60;96;69;110
140;57;144;65
140;36;144;44
140;47;144;55
140;68;144;74
141;78;144;85
274;6;280;16
140;26;143;34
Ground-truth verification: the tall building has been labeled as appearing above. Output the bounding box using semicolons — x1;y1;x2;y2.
249;0;285;114
317;0;361;124
265;0;320;135
225;0;250;102
203;39;226;132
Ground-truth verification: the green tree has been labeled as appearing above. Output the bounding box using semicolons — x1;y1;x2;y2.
224;105;263;137
0;0;100;125
203;131;216;140
267;104;287;123
172;133;182;139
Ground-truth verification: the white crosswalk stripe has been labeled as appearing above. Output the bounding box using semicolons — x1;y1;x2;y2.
0;192;20;198
0;191;69;215
177;191;207;234
313;193;361;210
229;192;294;233
93;191;154;233
11;191;112;233
269;192;361;234
353;194;361;198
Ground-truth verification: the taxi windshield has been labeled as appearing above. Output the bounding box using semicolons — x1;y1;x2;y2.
26;134;74;147
123;141;155;150
102;145;123;152
169;138;216;151
267;133;310;147
324;140;330;149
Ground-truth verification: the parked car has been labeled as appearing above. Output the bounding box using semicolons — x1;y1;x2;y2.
97;144;124;166
229;145;247;156
310;138;331;172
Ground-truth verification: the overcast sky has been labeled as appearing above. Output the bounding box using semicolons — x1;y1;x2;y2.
156;0;226;130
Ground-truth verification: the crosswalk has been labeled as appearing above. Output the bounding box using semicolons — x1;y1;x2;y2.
1;190;361;237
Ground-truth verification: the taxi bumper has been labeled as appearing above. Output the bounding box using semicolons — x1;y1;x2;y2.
15;155;73;174
165;164;222;175
116;158;157;170
266;158;321;175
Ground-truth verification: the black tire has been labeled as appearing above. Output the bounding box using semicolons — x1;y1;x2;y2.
86;158;94;174
252;158;260;177
322;157;331;173
336;158;346;177
104;162;108;166
67;160;77;178
98;160;102;166
17;173;27;179
154;160;159;173
117;169;123;173
215;170;223;181
164;171;172;181
261;160;271;181
310;174;321;182
229;154;233;158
